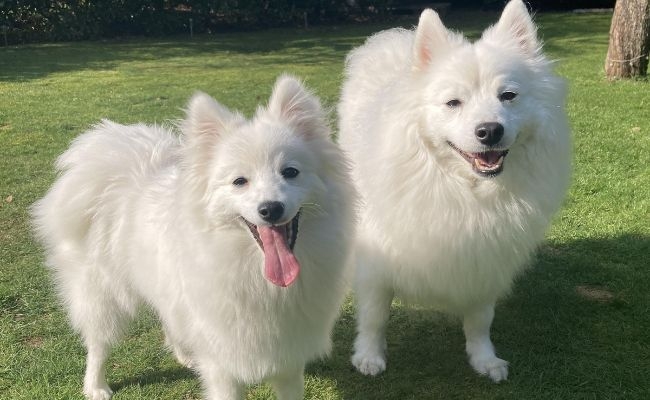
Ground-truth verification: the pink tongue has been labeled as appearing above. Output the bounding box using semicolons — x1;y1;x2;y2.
258;225;300;287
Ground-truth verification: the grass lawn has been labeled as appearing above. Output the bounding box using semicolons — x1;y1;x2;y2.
1;9;649;400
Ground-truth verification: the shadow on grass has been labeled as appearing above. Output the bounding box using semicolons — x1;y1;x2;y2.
0;10;612;83
310;233;649;399
0;25;384;83
111;366;196;392
57;233;647;399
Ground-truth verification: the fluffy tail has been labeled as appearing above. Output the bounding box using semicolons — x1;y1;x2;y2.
31;120;178;258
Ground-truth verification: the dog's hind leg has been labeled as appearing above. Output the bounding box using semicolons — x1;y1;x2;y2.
268;366;304;400
463;304;509;383
78;295;135;400
58;264;137;400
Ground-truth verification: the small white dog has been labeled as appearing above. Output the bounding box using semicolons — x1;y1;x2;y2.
338;0;571;382
32;75;355;400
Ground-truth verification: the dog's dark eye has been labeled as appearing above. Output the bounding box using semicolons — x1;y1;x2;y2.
499;91;518;102
232;177;248;186
446;99;462;108
281;167;300;179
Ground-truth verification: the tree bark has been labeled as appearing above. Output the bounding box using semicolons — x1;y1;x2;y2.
605;0;650;79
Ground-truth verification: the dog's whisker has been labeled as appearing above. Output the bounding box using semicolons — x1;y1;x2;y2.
300;203;327;218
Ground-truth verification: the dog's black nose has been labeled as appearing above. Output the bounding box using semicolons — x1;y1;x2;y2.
475;122;504;146
258;201;285;223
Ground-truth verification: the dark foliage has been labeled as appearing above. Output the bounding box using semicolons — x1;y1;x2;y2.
0;0;388;44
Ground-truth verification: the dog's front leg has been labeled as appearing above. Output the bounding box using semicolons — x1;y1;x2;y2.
463;304;509;382
83;342;113;400
351;280;394;376
197;363;244;400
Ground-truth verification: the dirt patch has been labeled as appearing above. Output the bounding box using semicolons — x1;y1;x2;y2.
576;285;615;303
23;336;44;348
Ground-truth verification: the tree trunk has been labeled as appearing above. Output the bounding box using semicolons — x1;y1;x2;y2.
605;0;650;79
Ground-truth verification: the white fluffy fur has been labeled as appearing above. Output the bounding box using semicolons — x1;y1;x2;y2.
338;0;571;382
32;75;356;400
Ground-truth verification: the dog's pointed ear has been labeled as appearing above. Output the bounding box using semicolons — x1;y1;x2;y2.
181;92;241;170
413;9;449;70
489;0;540;56
267;74;328;138
183;92;237;141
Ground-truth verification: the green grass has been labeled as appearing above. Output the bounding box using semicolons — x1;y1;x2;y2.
2;9;649;400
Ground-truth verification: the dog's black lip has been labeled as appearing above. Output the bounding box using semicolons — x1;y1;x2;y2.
244;219;263;248
242;211;300;251
446;141;509;177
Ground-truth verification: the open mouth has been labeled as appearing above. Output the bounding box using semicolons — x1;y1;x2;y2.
243;212;300;251
447;141;509;177
242;212;301;287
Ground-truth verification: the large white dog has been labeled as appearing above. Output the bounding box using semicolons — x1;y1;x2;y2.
32;75;356;399
338;0;571;382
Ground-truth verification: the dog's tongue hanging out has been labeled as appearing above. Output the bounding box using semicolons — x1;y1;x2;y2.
258;226;300;287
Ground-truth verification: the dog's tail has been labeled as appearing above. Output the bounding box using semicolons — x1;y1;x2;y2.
31;120;179;259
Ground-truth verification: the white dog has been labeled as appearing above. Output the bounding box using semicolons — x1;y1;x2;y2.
32;75;355;400
338;0;571;382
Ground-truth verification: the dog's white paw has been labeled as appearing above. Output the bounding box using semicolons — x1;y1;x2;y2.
470;356;509;383
83;385;113;400
352;351;386;376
